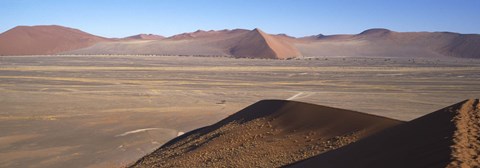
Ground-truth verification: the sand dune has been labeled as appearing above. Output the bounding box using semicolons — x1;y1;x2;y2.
297;28;480;58
67;28;301;59
130;100;402;167
230;28;301;59
130;99;480;167
1;25;479;58
0;25;109;55
290;99;480;168
65;29;250;56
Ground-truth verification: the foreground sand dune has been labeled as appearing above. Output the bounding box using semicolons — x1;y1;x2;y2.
131;99;479;168
130;100;402;167
291;99;480;168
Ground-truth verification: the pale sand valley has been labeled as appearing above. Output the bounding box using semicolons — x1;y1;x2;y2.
1;55;479;167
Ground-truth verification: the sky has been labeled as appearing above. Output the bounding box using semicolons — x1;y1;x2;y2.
1;0;479;38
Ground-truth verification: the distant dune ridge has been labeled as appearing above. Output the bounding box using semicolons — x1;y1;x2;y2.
65;28;301;59
1;25;479;58
296;28;480;58
131;99;480;168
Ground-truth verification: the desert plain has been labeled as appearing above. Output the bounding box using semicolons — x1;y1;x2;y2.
0;55;479;167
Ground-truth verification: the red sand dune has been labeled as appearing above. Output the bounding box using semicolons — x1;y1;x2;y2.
290;99;480;168
130;100;402;167
0;25;109;55
230;28;302;59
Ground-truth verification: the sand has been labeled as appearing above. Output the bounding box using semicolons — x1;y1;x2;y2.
131;100;402;167
1;55;479;167
291;99;480;168
131;99;480;168
229;28;301;59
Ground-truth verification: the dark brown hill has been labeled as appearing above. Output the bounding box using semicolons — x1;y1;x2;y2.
290;99;480;168
130;100;402;167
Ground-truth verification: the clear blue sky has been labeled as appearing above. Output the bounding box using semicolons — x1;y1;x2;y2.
1;0;479;38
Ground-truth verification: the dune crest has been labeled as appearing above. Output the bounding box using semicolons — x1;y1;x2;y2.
449;99;480;167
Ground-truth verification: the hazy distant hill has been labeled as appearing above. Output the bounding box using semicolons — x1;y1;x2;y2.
296;28;480;58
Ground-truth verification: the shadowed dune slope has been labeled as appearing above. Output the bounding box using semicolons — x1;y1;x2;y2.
130;100;402;167
290;99;480;168
230;28;302;59
0;25;109;55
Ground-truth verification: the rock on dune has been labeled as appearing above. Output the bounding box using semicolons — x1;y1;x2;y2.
130;100;402;167
230;28;302;59
290;99;480;168
0;25;109;55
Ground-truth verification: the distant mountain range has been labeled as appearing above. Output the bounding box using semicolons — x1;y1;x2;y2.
1;25;479;59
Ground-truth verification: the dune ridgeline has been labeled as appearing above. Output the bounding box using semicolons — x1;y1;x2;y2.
1;25;480;59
